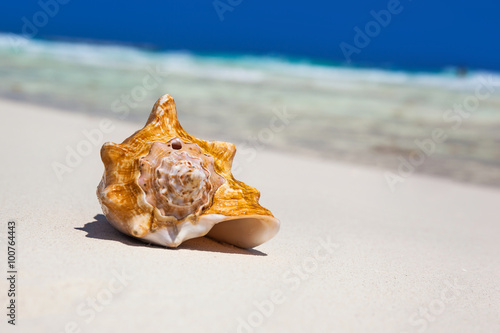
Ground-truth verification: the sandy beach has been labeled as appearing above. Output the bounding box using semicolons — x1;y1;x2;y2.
1;97;499;333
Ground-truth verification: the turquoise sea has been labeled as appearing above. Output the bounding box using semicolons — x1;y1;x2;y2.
1;34;500;186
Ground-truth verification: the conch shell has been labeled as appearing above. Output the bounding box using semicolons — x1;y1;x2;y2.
97;94;280;248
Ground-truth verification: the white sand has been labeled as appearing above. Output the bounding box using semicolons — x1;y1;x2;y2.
0;98;499;333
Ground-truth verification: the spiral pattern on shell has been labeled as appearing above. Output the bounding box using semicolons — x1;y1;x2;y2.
138;138;224;221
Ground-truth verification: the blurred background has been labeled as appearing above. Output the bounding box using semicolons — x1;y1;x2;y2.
1;0;499;186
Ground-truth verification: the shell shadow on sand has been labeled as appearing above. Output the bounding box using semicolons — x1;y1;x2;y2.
75;214;267;256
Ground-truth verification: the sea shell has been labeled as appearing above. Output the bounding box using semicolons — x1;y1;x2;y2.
97;94;280;248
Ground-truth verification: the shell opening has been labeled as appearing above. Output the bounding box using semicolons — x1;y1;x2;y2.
206;215;280;249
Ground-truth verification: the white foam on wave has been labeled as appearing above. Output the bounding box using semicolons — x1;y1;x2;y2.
1;32;499;91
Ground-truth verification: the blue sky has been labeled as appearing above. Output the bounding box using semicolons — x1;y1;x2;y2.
1;0;499;70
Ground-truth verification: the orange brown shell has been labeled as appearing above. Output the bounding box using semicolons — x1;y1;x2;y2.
96;94;279;248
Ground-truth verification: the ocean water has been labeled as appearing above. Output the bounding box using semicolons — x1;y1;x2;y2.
1;34;500;186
